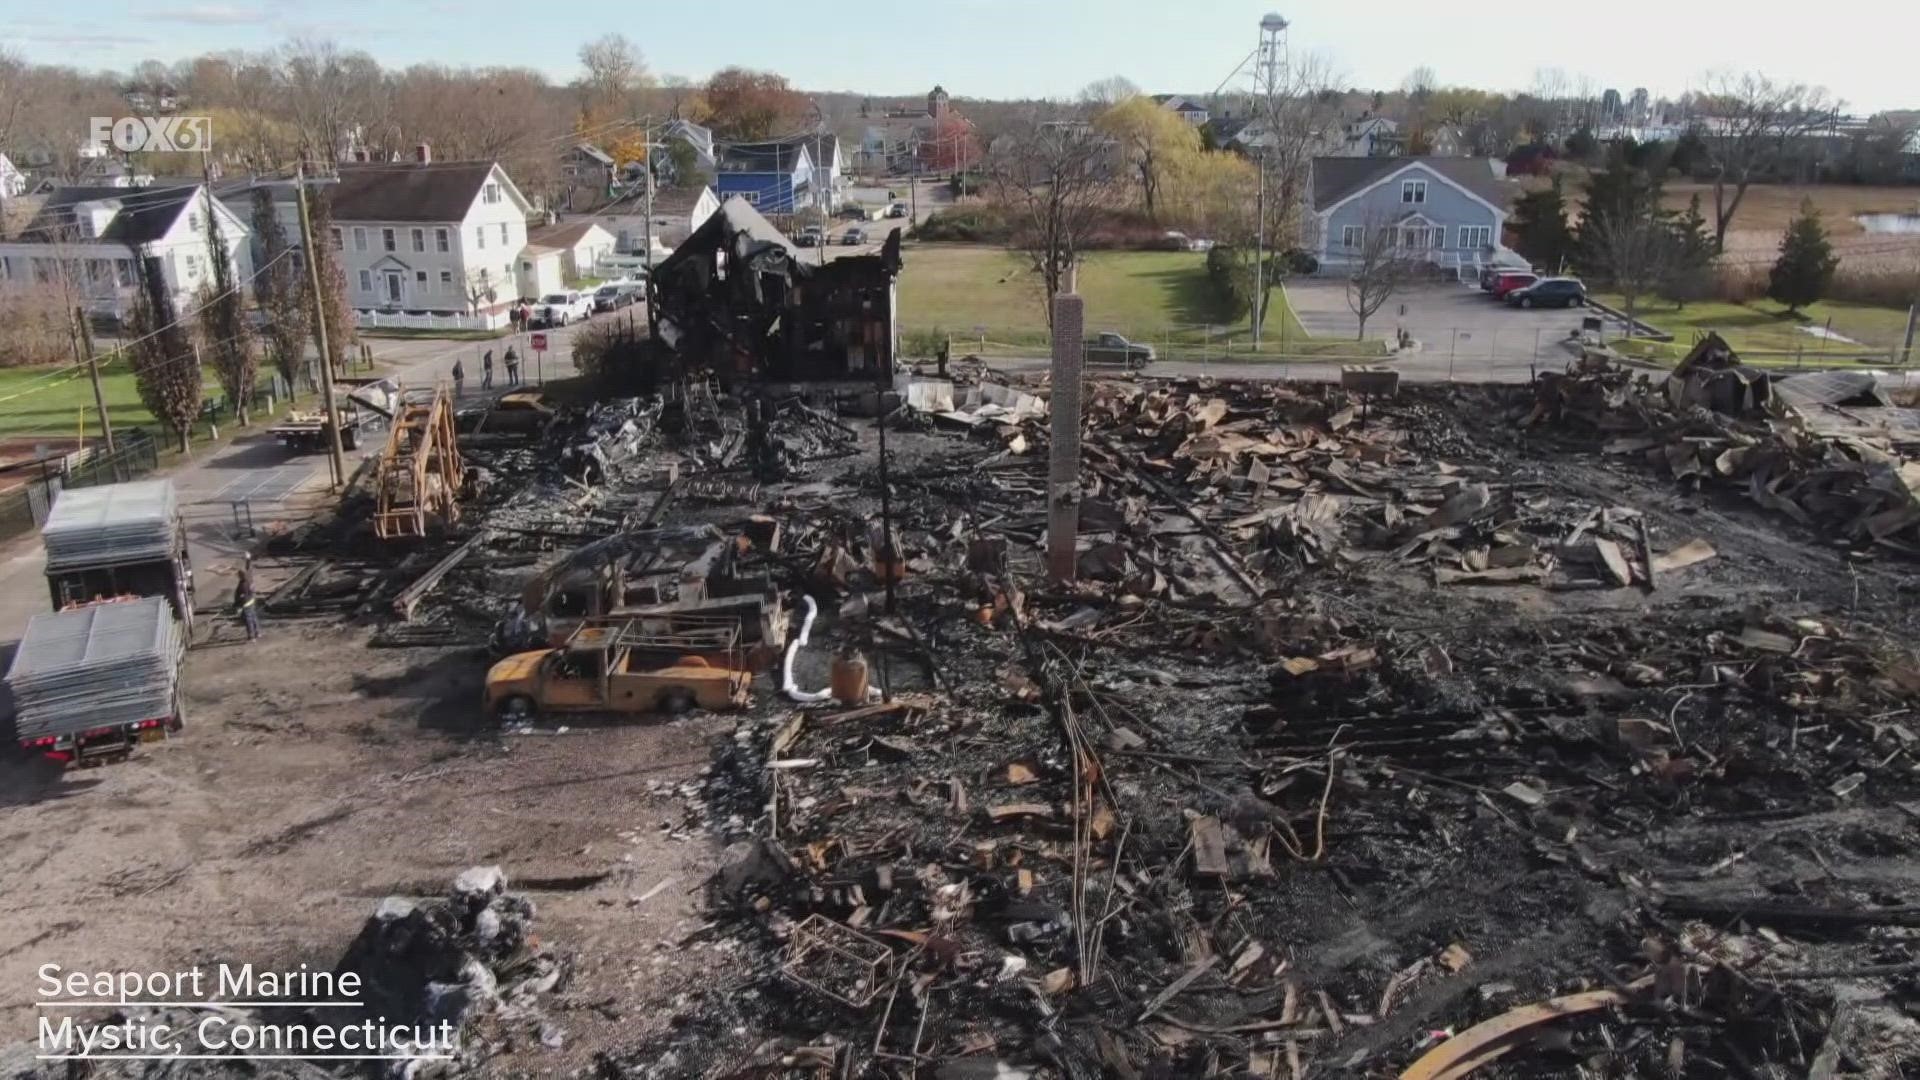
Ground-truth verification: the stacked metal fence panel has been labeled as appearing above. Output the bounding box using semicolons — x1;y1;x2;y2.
6;597;182;740
41;479;177;573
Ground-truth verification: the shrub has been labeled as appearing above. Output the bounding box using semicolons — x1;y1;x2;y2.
915;205;1016;243
1204;245;1254;323
0;288;76;368
902;326;949;358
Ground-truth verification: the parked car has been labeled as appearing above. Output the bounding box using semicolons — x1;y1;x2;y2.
843;227;867;246
1083;331;1155;369
795;225;824;248
592;283;637;313
1505;278;1585;308
886;202;909;219
1488;271;1540;300
534;290;592;327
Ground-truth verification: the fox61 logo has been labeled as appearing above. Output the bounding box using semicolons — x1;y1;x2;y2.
88;116;213;153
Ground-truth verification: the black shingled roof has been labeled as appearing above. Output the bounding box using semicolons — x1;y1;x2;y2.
329;162;501;223
16;185;200;243
1310;157;1511;213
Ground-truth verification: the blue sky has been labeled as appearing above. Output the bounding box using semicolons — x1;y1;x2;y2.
6;1;1915;112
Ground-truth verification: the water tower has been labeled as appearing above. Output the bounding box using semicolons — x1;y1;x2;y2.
1257;13;1289;97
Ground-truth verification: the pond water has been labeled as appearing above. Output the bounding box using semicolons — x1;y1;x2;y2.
1855;213;1920;234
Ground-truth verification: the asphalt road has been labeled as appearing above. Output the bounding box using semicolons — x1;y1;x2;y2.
1287;279;1606;382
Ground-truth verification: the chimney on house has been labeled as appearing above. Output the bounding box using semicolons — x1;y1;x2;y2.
415;143;432;164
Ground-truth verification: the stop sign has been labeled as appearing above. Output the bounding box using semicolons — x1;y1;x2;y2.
530;332;547;351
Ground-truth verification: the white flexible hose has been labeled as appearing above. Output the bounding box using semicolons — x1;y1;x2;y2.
782;595;833;703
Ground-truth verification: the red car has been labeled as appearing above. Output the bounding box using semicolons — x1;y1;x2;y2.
1489;271;1539;299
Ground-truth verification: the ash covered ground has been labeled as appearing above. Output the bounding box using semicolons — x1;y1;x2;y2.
3;363;1918;1078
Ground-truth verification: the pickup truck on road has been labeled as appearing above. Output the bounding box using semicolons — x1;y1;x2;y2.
1083;332;1155;369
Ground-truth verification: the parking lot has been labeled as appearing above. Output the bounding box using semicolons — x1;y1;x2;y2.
1288;278;1608;379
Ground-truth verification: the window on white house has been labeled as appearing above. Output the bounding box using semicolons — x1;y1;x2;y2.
476;227;485;249
435;228;449;252
415;270;428;284
115;259;135;285
353;227;367;251
1401;180;1427;204
521;260;531;271
498;223;508;244
358;269;372;292
1457;225;1492;249
411;228;425;252
1341;225;1363;248
188;211;200;231
484;183;500;204
439;269;453;293
184;254;200;277
330;226;343;248
382;228;396;252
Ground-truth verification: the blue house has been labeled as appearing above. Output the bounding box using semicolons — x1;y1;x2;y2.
714;141;814;214
1307;157;1514;281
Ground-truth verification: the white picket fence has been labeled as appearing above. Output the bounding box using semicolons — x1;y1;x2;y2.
354;309;507;332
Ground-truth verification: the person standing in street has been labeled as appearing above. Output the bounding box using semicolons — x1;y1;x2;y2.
452;358;466;398
503;345;520;386
482;349;495;390
234;557;260;642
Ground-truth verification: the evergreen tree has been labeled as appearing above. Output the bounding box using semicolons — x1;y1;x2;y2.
1658;194;1717;309
251;187;310;400
1768;199;1841;314
196;191;257;425
1509;180;1574;272
126;247;202;453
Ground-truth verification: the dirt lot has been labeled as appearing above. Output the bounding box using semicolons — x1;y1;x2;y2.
0;615;737;1073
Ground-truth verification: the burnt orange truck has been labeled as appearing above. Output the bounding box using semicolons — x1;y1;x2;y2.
483;617;750;721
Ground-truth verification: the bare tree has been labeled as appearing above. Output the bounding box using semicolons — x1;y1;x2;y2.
985;112;1119;327
1590;213;1673;338
1246;50;1346;331
0;47;24;151
1077;76;1141;113
576;34;650;122
1696;71;1836;252
1344;219;1410;341
281;39;381;160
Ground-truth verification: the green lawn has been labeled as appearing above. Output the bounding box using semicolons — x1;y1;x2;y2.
1597;293;1914;366
899;244;1378;361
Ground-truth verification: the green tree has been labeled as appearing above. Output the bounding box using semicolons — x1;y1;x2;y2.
1509;180;1574;272
1767;199;1840;314
125;247;202;452
251;186;309;399
1204;245;1254;323
196;191;257;425
1658;194;1717;309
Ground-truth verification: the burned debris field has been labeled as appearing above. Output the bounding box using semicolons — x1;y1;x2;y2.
6;352;1920;1080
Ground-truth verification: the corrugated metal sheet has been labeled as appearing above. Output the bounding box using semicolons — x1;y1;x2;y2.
41;479;178;572
6;597;181;739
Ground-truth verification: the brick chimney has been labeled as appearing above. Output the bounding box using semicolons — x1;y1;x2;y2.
415;142;432;164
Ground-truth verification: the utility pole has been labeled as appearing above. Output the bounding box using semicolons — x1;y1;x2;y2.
909;131;919;224
1902;301;1917;367
294;162;347;490
73;306;114;452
